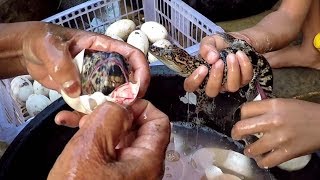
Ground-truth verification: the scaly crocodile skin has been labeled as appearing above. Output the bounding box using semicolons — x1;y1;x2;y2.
149;32;274;116
81;50;129;95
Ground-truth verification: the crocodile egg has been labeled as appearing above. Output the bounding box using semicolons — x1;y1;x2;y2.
10;76;34;103
26;94;51;116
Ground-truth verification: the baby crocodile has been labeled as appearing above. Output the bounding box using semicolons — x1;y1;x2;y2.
149;32;274;137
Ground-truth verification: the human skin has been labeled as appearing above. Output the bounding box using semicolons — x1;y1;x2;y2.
48;99;170;180
184;0;315;96
0;21;150;98
231;98;320;168
264;0;320;69
184;0;320;168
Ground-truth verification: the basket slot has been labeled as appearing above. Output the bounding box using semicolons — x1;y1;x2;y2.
42;0;224;55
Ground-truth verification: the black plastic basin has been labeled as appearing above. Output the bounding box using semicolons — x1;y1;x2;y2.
0;65;319;180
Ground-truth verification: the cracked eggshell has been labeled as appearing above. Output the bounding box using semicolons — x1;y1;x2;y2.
10;76;34;103
277;154;311;171
61;50;139;114
141;21;168;43
148;39;172;63
127;30;149;55
33;80;50;96
60;56;110;115
26;94;51;116
105;19;136;41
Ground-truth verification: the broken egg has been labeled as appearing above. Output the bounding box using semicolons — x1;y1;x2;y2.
61;49;139;114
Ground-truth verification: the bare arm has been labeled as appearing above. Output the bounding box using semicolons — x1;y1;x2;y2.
0;23;29;78
0;21;150;98
232;0;313;53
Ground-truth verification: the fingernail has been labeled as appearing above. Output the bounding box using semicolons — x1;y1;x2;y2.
227;53;236;63
62;80;81;98
57;119;66;126
207;51;219;64
236;50;246;61
193;66;207;80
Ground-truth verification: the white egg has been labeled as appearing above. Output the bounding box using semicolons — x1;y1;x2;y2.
105;19;136;41
33;80;50;96
26;94;51;116
127;30;149;55
108;34;124;42
153;39;172;47
141;21;168;43
10;76;34;103
49;90;62;102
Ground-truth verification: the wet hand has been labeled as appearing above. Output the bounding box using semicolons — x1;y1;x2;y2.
48;99;170;179
231;98;320;168
21;22;150;98
184;34;253;97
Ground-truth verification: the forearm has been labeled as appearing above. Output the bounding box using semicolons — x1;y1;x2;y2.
231;0;313;53
0;22;34;78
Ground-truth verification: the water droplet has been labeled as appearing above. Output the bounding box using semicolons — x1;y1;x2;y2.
165;174;172;178
165;166;170;171
166;150;180;162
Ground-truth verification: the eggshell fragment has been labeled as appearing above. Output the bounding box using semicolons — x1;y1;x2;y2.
277;154;311;171
61;82;139;114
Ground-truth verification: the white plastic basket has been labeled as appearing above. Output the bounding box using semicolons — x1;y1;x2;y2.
0;0;225;130
43;0;224;55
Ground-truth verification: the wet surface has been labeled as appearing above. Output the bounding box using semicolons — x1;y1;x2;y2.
1;66;320;179
163;123;274;180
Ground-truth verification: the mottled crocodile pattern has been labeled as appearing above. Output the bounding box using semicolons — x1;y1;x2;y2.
149;32;274;116
81;50;129;95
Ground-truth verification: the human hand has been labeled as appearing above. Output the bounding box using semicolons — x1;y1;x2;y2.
20;21;150;98
48;99;170;180
231;98;320;168
184;33;253;97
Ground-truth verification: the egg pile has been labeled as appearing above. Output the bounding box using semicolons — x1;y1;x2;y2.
104;19;172;63
10;75;61;120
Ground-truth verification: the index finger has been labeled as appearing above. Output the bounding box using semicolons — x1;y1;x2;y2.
72;33;151;97
241;99;273;119
231;113;271;140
